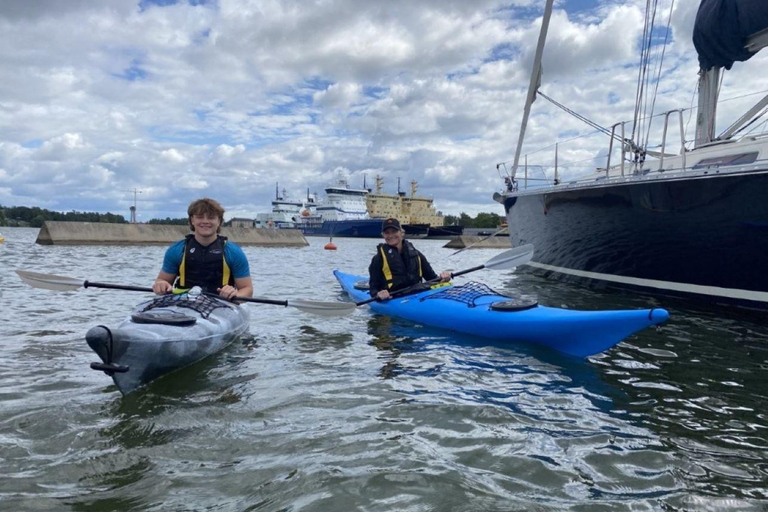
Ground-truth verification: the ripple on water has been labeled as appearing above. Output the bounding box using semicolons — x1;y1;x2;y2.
2;232;768;508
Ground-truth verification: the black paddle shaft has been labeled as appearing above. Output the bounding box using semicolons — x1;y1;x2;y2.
84;281;153;293
84;280;290;307
355;266;475;307
448;264;484;279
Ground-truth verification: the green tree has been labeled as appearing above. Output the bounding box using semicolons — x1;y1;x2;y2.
148;217;188;225
443;214;459;226
474;212;502;228
459;212;473;227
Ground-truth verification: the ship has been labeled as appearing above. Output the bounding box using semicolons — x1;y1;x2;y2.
292;174;383;237
365;175;463;238
254;183;303;229
494;0;768;310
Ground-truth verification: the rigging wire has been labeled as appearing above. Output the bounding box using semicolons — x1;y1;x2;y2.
632;0;655;145
643;0;675;149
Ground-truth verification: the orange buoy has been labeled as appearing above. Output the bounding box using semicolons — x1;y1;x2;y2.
324;237;337;250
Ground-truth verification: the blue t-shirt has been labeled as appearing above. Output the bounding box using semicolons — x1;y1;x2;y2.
161;238;250;279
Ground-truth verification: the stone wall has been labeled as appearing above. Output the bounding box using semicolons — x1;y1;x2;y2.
35;221;308;246
442;235;510;249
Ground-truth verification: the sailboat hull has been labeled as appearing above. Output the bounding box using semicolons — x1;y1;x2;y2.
504;166;768;310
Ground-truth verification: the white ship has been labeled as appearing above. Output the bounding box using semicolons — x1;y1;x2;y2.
255;183;303;229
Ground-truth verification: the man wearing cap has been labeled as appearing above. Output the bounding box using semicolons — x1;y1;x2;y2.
368;217;452;300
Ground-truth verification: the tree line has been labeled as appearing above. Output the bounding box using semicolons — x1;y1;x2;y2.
1;204;504;229
0;205;214;228
0;205;128;227
443;212;504;228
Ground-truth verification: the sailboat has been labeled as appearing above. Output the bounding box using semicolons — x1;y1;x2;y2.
495;0;768;310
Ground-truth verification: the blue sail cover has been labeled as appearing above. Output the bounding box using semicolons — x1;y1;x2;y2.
693;0;768;70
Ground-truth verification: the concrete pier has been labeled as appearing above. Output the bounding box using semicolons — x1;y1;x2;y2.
35;221;308;246
443;236;510;249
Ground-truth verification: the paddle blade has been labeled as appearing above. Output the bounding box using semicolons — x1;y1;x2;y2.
16;270;84;291
483;244;535;270
287;299;356;317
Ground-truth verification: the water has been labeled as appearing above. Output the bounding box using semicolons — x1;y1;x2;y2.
1;227;767;511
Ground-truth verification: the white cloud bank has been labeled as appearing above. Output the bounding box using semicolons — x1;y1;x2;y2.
0;0;764;220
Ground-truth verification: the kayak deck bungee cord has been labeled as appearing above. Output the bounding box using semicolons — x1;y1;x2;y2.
334;270;668;357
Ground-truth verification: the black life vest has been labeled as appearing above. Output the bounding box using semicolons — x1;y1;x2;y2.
175;234;233;294
378;240;423;291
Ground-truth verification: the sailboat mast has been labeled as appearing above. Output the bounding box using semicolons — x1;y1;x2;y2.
695;67;720;147
510;0;554;178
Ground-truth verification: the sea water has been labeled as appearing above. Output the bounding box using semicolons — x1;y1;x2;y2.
1;227;767;511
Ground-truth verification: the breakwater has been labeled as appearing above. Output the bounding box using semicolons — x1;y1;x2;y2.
442;235;509;249
35;221;308;246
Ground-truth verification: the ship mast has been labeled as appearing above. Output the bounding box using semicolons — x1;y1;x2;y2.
693;3;768;147
510;0;554;178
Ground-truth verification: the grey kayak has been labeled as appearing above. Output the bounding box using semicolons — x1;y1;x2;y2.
86;292;250;395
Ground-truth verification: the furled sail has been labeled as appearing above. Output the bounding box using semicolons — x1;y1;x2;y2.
693;0;768;70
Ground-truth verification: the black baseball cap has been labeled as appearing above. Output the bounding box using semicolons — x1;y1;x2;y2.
381;218;402;232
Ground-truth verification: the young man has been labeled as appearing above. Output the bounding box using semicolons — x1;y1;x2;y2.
152;198;253;299
368;217;451;300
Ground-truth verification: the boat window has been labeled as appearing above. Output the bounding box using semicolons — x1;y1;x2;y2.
692;152;758;169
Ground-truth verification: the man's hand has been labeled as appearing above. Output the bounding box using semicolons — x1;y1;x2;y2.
439;271;452;282
153;279;173;295
217;285;239;300
376;289;391;300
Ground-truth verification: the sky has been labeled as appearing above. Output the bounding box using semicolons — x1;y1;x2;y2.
0;0;765;221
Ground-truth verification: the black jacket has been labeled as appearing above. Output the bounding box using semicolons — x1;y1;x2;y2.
177;234;235;293
368;240;438;297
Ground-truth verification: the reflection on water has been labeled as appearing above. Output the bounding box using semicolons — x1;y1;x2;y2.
1;227;767;509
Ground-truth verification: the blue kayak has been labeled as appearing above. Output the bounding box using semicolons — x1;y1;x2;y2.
334;270;668;357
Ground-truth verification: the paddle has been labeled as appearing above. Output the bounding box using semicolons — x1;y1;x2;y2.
15;270;355;317
355;244;534;306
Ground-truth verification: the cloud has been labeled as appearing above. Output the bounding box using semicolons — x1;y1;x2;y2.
313;82;362;109
160;148;187;163
0;0;763;218
35;133;90;161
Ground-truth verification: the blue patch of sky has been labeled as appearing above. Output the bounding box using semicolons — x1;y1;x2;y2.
302;76;334;93
493;0;600;23
146;126;233;146
266;78;333;115
446;70;468;81
139;0;178;10
113;58;147;81
192;102;223;121
608;92;620;105
267;97;307;116
139;0;214;11
363;86;388;99
193;28;211;45
21;139;43;149
563;0;602;15
489;42;517;62
649;25;674;47
147;126;304;151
